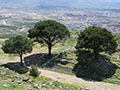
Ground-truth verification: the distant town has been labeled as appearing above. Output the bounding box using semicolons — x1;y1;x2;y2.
0;8;120;38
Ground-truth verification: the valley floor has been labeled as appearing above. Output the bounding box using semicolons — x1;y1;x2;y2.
39;69;120;90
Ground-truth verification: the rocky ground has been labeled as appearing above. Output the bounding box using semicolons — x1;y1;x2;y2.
0;66;80;90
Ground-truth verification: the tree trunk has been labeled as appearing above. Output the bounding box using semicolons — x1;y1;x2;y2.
94;50;98;60
48;43;52;56
20;54;23;66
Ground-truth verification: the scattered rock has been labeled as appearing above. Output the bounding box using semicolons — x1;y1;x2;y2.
16;81;22;84
64;86;69;89
42;88;46;90
28;79;34;83
52;84;55;87
80;88;84;90
60;59;68;65
11;80;15;82
86;88;89;90
66;86;69;89
34;84;40;89
42;84;48;88
28;88;32;90
49;80;55;85
0;67;2;70
28;89;32;90
1;72;5;76
42;84;46;87
23;77;29;82
3;84;7;87
59;85;62;89
1;66;5;69
26;85;32;90
6;68;9;70
7;75;13;78
15;75;21;79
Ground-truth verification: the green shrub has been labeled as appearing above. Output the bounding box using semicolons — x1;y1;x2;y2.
30;65;40;77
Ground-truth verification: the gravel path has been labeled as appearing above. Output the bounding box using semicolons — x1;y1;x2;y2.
39;69;120;90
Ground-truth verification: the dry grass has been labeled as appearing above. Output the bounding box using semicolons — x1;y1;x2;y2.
0;40;70;64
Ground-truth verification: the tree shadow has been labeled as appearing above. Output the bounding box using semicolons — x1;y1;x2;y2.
1;62;29;74
24;52;73;73
0;53;56;74
73;53;118;81
43;63;73;73
40;53;73;73
24;53;56;67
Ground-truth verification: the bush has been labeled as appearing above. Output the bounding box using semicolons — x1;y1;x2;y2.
30;65;40;77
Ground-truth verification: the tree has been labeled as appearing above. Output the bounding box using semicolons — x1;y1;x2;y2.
74;26;118;79
28;20;70;56
2;35;33;66
76;26;117;60
114;34;120;50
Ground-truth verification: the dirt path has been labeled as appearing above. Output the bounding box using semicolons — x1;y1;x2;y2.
39;69;120;90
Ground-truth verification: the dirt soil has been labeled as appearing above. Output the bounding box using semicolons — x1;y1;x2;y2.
39;69;120;90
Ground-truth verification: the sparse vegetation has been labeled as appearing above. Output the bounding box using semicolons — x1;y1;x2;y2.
30;65;40;77
0;66;81;90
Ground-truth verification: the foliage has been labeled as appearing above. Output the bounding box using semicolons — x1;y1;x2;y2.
74;26;118;80
30;65;40;77
2;35;33;66
76;26;117;60
28;20;70;55
114;33;120;50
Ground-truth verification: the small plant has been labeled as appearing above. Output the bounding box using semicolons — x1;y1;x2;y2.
30;65;40;77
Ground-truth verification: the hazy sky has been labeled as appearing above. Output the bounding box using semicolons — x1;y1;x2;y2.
0;0;120;9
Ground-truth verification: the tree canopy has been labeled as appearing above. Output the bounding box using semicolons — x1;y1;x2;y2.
28;20;70;55
2;35;33;66
76;26;117;60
